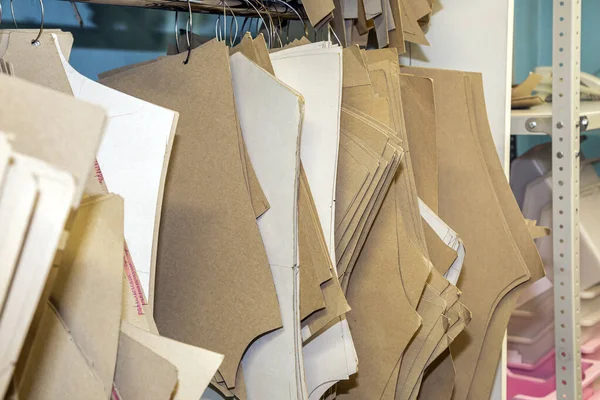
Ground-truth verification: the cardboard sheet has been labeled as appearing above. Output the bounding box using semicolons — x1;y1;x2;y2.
230;52;307;399
408;0;432;20
396;284;447;399
15;304;106;400
302;0;335;28
122;322;223;400
337;185;421;399
106;34;270;225
342;46;371;88
464;73;544;399
50;194;124;397
114;330;178;400
229;33;272;219
303;273;351;339
0;152;75;398
299;167;330;321
374;0;390;48
386;0;406;52
270;45;343;269
420;200;465;285
355;1;370;35
335;133;378;240
466;73;545;283
399;0;430;45
0;29;74;61
55;37;178;301
336;108;404;285
0;147;38;313
0;74;105;207
343;0;358;18
363;0;383;19
399;73;438;211
100;40;281;388
271;45;358;397
121;271;158;335
402;66;530;400
365;59;429;253
336;113;391;252
417;349;455;400
303;317;357;400
0;31;72;94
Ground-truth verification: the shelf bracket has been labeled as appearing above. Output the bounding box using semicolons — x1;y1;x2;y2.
524;115;588;135
525;117;552;134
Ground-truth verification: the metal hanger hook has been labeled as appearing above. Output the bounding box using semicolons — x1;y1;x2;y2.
182;0;192;64
174;11;181;54
10;0;18;28
31;0;45;46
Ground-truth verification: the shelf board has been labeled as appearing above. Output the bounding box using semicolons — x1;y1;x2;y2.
511;101;600;135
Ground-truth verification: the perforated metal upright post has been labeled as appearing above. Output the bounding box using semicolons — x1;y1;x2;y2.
553;0;582;398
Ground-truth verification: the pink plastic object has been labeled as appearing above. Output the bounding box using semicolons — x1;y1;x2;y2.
508;359;600;399
508;349;555;371
583;337;600;355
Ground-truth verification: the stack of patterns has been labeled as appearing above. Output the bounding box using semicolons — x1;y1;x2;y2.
0;27;543;400
300;0;433;50
508;143;600;399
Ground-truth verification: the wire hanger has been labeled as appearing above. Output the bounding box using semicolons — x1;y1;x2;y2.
269;0;306;41
8;0;44;45
10;0;18;28
328;23;341;46
183;0;192;64
238;0;271;49
31;0;45;46
174;11;181;54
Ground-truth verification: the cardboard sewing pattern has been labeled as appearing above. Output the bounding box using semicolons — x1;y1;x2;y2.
463;73;544;399
113;330;178;400
0;31;72;94
54;36;178;301
0;152;75;398
337;183;421;399
49;194;124;397
419;199;465;286
100;40;281;388
298;167;332;322
402;66;531;400
15;304;106;400
121;322;223;400
398;73;438;211
229;34;272;220
0;139;38;313
300;166;350;338
0;74;106;207
302;0;335;27
229;52;307;399
270;43;359;399
270;45;343;268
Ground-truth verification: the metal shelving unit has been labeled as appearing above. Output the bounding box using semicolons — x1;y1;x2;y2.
510;0;582;397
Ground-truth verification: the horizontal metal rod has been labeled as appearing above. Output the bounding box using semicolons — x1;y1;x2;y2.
65;0;304;19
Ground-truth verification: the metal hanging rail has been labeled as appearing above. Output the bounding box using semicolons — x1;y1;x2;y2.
63;0;305;19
